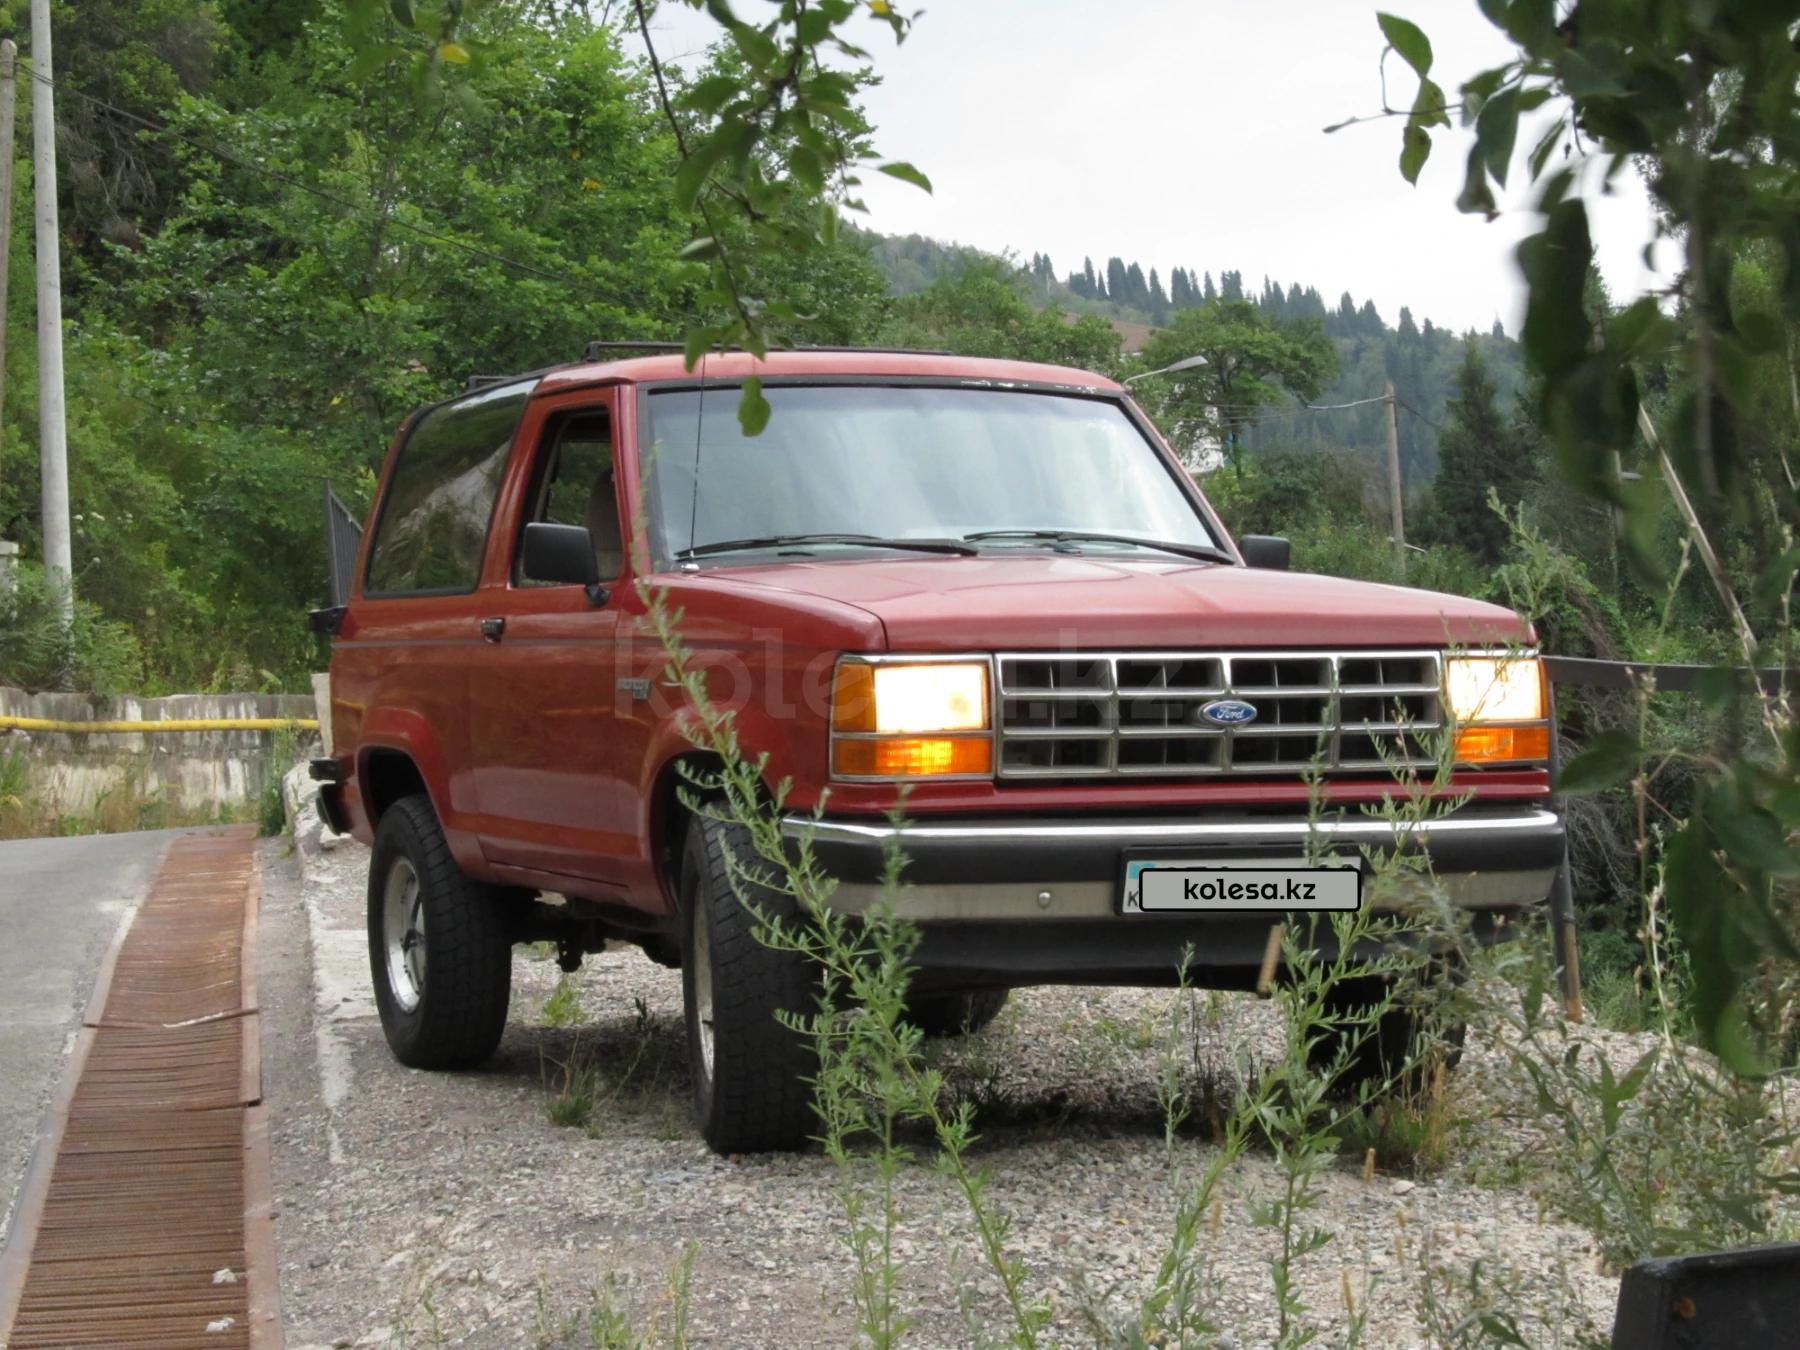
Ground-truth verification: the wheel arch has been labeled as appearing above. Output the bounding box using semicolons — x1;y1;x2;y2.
359;746;431;832
646;750;788;915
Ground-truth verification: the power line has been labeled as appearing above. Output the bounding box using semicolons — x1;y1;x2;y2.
1394;395;1445;433
26;65;601;291
1302;394;1391;412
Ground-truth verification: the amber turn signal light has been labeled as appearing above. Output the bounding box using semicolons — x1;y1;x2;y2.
832;661;877;734
1454;725;1550;764
831;736;993;778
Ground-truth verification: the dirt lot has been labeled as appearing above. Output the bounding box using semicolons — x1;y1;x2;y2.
261;827;1633;1349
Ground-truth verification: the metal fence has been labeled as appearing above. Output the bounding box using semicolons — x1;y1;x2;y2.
323;481;363;608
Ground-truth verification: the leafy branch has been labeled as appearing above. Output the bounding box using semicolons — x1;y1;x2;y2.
631;0;931;433
1362;3;1800;1067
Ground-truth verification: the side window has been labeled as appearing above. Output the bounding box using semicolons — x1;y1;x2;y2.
364;380;537;595
519;410;623;583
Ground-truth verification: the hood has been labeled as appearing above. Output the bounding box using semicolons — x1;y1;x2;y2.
698;555;1531;650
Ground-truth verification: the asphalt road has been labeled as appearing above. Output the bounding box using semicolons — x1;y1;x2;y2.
0;829;183;1241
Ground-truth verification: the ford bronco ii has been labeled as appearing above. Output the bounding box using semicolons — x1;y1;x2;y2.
313;348;1563;1154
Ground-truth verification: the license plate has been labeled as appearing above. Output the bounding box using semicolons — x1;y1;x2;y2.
1121;857;1361;914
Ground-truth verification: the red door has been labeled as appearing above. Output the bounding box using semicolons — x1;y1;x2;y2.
468;387;644;888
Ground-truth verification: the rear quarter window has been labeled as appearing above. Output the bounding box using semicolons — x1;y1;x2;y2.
364;380;538;595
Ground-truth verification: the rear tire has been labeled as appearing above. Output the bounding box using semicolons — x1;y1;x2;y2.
906;988;1010;1038
367;794;513;1070
680;815;818;1154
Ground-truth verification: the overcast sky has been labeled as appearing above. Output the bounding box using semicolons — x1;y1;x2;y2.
638;1;1672;337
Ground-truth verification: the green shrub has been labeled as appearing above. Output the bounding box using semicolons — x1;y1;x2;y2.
0;562;145;694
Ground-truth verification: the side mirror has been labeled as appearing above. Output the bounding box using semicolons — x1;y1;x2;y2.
1238;535;1290;570
521;522;607;604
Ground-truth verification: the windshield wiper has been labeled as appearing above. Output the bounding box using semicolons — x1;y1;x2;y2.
677;532;979;560
962;529;1231;564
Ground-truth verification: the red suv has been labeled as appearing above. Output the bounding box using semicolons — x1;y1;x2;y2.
313;348;1562;1153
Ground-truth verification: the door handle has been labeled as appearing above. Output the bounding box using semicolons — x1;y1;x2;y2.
479;617;505;642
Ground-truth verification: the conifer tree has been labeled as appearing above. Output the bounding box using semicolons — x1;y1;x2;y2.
1433;339;1535;562
1124;261;1148;309
1106;257;1130;305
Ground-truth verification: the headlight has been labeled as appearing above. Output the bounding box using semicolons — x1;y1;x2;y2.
831;659;993;778
1444;654;1549;765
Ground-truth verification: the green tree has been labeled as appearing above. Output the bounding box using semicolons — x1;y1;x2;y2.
1133;300;1337;465
1431;339;1535;562
876;260;1121;372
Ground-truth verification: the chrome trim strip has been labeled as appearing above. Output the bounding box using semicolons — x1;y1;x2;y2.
784;805;1561;847
823;868;1558;920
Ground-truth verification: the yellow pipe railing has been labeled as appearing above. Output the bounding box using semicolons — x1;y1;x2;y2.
0;716;319;734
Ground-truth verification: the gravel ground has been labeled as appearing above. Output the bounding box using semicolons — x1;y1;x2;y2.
263;819;1652;1350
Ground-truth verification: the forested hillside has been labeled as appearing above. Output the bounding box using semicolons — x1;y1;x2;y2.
857;226;1525;487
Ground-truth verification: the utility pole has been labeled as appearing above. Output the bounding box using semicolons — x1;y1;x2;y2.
0;43;14;590
30;0;70;616
0;41;16;442
0;40;15;595
1383;379;1406;575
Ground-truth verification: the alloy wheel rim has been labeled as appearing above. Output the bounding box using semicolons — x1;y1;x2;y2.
692;911;715;1080
382;857;426;1013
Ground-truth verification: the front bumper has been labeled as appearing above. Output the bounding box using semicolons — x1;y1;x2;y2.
780;803;1562;986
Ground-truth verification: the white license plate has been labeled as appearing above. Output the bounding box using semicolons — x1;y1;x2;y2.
1122;858;1362;914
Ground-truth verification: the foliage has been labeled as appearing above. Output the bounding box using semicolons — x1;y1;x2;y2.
1375;1;1800;1068
0;0;227;265
1133;301;1337;465
613;0;921;433
0;561;144;693
1488;938;1797;1266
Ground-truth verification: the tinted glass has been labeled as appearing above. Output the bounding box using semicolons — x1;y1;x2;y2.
521;411;621;582
364;380;537;594
643;386;1215;559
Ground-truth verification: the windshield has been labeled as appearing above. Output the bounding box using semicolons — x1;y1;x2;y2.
642;385;1220;561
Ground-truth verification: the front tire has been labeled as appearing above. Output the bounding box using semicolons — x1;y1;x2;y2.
367;794;513;1069
681;815;818;1154
1306;975;1465;1095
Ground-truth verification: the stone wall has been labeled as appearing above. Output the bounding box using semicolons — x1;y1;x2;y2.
0;686;320;813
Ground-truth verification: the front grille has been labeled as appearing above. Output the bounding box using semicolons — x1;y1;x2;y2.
996;650;1444;779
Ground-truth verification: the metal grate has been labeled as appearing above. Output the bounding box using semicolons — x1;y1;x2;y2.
996;649;1444;779
0;828;276;1350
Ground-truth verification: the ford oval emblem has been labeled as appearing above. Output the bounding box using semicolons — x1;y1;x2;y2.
1200;698;1259;727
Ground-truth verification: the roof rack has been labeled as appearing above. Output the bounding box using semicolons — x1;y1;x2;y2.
581;340;685;359
463;366;556;393
579;340;959;362
465;342;971;392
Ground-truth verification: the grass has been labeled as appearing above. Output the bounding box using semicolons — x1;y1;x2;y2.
1335;1061;1462;1175
532;1245;697;1349
540;997;670;1135
545;1057;601;1129
540;976;586;1028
